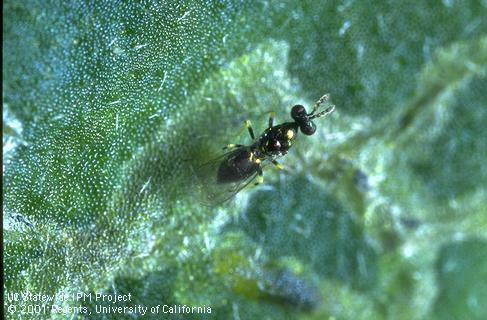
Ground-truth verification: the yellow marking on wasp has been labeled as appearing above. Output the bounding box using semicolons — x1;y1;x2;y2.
245;120;252;128
249;152;261;164
256;175;264;184
276;163;284;170
226;144;236;149
286;130;294;139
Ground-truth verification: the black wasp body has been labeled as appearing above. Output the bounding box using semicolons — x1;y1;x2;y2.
199;94;335;204
216;122;298;184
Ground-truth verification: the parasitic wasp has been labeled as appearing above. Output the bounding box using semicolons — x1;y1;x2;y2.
195;94;335;205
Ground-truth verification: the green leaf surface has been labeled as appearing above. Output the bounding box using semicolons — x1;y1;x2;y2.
4;1;487;319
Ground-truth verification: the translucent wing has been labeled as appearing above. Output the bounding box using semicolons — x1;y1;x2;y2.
193;147;261;206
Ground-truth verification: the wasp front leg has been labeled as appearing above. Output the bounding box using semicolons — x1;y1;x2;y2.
268;111;275;128
245;120;255;140
271;159;284;170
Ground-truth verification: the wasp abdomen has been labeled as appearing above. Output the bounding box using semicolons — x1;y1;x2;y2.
217;149;260;184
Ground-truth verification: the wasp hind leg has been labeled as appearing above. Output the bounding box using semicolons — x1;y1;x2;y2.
222;119;255;150
254;167;264;186
223;144;244;150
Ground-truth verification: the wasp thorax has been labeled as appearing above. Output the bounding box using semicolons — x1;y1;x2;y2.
269;139;281;151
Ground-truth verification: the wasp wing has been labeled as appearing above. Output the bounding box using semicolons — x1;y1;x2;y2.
193;147;261;206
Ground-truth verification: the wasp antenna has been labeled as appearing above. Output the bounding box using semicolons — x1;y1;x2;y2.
309;94;331;115
309;105;335;120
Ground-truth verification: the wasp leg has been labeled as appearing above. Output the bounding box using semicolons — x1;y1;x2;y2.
245;120;255;140
310;94;330;115
268;111;275;128
271;159;284;170
223;143;244;150
254;167;264;186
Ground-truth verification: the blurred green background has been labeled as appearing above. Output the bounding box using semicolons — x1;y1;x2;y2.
3;1;487;319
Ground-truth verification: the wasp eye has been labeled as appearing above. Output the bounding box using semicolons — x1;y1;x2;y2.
291;105;307;121
300;121;316;135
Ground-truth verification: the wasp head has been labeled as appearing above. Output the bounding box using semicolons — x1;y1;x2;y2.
291;104;316;136
290;100;335;136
